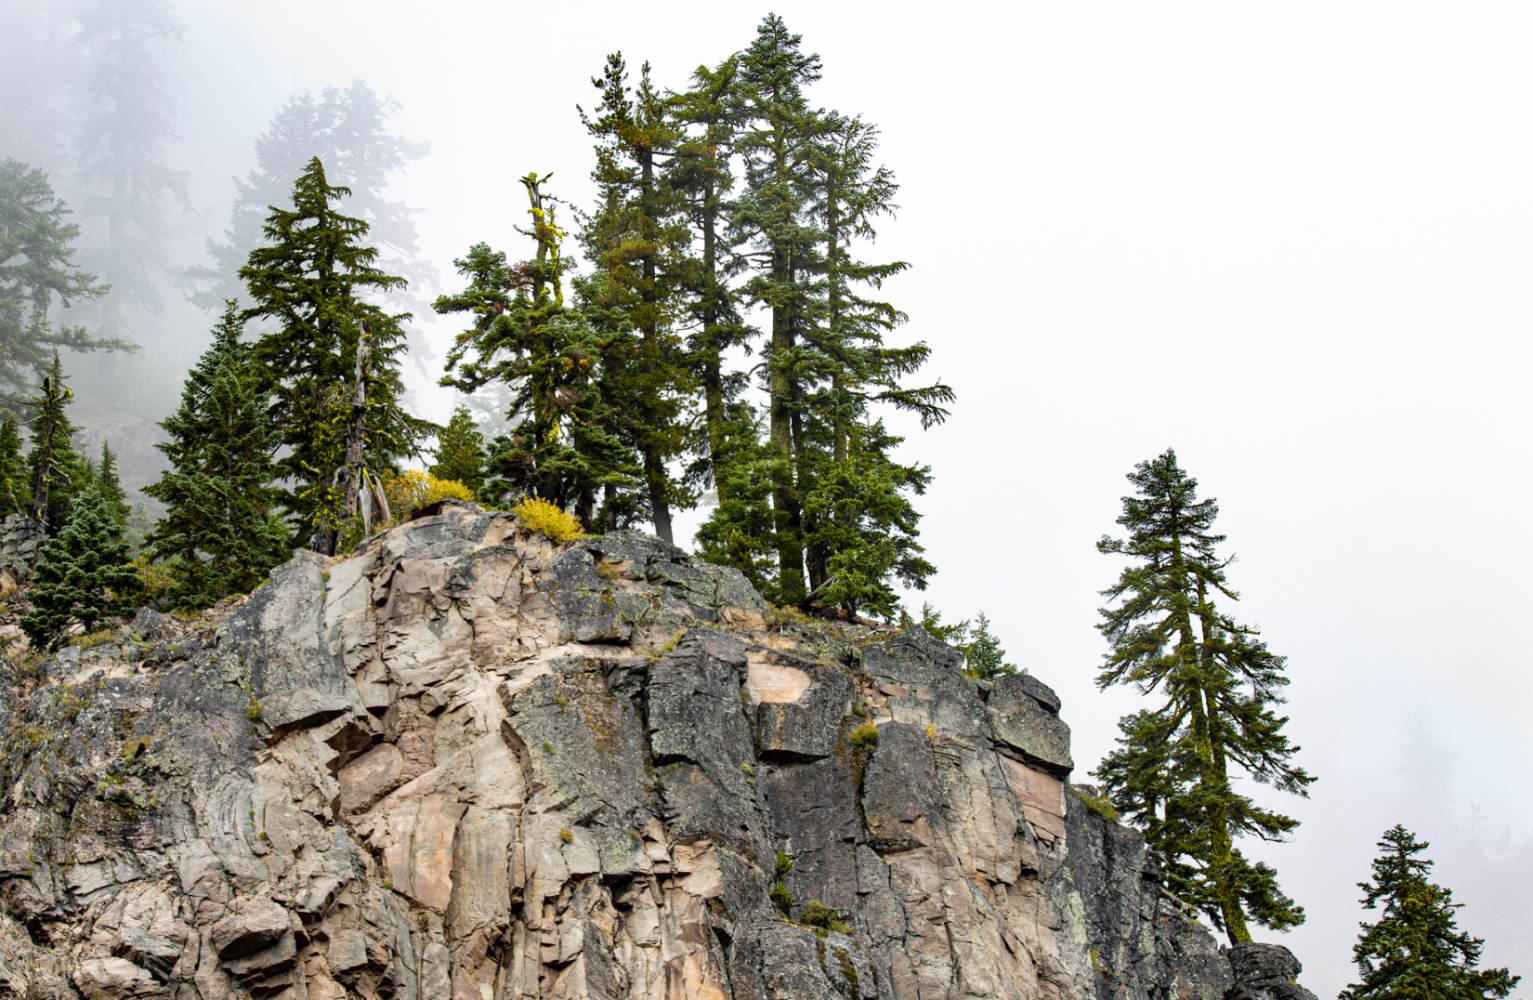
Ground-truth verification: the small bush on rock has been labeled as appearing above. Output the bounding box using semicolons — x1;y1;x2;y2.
850;723;880;749
513;497;584;543
383;470;475;516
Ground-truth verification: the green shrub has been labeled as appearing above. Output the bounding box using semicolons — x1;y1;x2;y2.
850;722;880;749
797;900;852;936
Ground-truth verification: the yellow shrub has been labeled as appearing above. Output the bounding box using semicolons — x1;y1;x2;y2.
382;470;475;518
513;497;585;544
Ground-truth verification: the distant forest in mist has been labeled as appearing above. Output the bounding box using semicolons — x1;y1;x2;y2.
0;0;441;509
4;0;1533;984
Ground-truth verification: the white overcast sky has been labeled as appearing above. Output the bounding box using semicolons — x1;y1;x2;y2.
176;1;1533;989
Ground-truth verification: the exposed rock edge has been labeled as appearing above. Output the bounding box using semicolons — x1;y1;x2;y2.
0;502;1312;1000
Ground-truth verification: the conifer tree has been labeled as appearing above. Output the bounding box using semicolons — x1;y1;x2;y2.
580;53;696;543
429;404;486;495
799;421;934;617
0;159;124;402
688;17;948;610
730;14;829;602
73;0;190;345
960;612;1016;680
27;351;83;531
143;302;288;607
669;55;752;493
241;157;428;552
96;440;128;525
20;482;141;649
188;81;432;319
437;175;637;526
0;416;27;515
903;605;1015;678
1093;449;1314;942
1340;826;1518;1000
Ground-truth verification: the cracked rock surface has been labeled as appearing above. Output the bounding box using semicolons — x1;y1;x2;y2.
0;503;1309;1000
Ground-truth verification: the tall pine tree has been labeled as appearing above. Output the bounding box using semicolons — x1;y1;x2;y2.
73;0;189;346
669;54;753;497
1093;449;1314;942
1340;826;1518;1000
580;53;696;542
144;302;288;607
730;14;829;603
26;351;85;531
241;157;428;552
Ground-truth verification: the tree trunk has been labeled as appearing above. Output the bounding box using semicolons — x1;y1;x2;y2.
700;178;729;496
645;447;673;545
342;326;370;526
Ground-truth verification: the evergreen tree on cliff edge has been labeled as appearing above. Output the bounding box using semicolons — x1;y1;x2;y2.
144;302;288;608
1093;449;1314;942
1340;826;1517;1000
21;481;141;650
241;157;428;553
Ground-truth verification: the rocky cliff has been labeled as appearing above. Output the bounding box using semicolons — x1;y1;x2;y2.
0;503;1314;1000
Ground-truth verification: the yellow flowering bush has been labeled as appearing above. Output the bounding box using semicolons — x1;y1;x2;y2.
513;496;585;544
382;470;475;518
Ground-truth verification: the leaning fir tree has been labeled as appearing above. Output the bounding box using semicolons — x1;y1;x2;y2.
1340;826;1518;1000
1093;449;1314;942
144;303;289;608
20;482;142;650
241;157;429;552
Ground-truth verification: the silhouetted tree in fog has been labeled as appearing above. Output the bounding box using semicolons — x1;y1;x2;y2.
73;0;189;346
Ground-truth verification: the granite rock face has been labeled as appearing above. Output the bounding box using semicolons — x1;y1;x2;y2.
0;503;1311;1000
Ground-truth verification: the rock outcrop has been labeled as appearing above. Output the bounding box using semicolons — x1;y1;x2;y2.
0;503;1312;1000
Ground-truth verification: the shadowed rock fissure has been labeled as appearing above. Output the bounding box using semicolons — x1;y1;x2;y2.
0;504;1315;1000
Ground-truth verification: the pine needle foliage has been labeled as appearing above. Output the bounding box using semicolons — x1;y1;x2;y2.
429;405;486;495
143;303;289;609
240;157;429;552
1093;449;1314;943
579;53;698;544
95;441;129;526
0;416;28;516
437;175;637;525
1340;826;1518;1000
26;352;85;532
0;159;123;404
20;483;142;650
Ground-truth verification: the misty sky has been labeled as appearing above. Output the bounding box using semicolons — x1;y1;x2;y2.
44;0;1533;992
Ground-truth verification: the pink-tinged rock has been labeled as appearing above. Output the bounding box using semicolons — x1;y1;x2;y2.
338;742;404;814
1002;756;1067;840
380;790;467;911
209;898;291;960
74;957;166;1000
